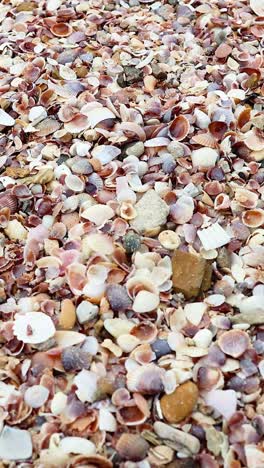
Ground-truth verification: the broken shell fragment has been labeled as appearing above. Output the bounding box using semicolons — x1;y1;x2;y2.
0;109;15;127
204;389;237;420
154;422;200;455
24;385;49;408
198;223;231;250
132;291;160;313
0;426;32;461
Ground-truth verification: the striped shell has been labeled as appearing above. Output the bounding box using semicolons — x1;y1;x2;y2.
0;191;17;214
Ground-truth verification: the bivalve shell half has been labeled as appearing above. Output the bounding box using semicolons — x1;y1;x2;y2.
169;115;190;141
0;191;18;214
50;22;73;37
126;363;165;394
191;148;218;168
242;209;264;228
116;433;149;461
132;290;160;313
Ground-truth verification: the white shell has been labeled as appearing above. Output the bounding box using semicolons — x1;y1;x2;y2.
194;109;211;129
84;107;116;128
5;220;28;241
91;145;121;164
74;370;98;403
0;426;32;460
0;109;15;126
54;331;86;347
76;301;99;324
193;329;213;348
191;148;218;168
81;204;114;225
29;106;47;123
51;392;67;415
24;385;49;408
197;223;231;250
117;334;140;352
184;302;208;326
59;437;95;456
99;409;117;432
104;318;134;338
13;312;56;344
133;291;160;313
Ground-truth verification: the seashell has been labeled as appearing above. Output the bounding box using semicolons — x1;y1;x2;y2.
83;233;114;255
204;389;237;420
81;204;114;225
5;219;28;241
50;22;73;37
120;202;137;220
35;118;60;137
73;369;98;403
0;109;15;127
126;363;165;394
130;321;157;343
215;43;232;59
54;331;86;348
0;191;17;214
158;230;181;250
133;290;160;313
170;196;194;224
83;106;116;128
144;137;170;147
13;312;55;344
169;115;190;141
117;404;147;426
167;140;185;158
244;128;264;151
51;392;67;415
106;284;132;312
191;132;217;148
59;65;76;81
132;343;156;364
116;433;149;461
126;276;159;299
194;109;211;129
242;209;264;228
104;318;134;338
214;193;230;211
193;329;213;348
0;426;32;461
91;145;121;165
250;0;264;16
61;346;91;372
70;455;113;468
65;114;89;134
76;301;98;324
209;121;228;140
218;330;250;358
235;188;258;209
237;108;251;129
99;408;117;433
184;302;208;326
197;223;231;250
117;334;140;353
24;385;49;408
191;148;218;168
59;437;95;456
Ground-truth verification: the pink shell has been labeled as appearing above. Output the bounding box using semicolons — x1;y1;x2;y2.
169;115;190;141
0;191;17;214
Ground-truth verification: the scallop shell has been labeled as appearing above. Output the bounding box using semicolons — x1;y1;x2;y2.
242;209;264;228
244;128;264;151
0;191;17;214
126;363;165;394
116;433;149;461
169;115;190;141
50;22;73;37
235;188;258;209
218;330;250;358
13;312;56;344
209;121;228;140
116;404;147;426
191;132;218;148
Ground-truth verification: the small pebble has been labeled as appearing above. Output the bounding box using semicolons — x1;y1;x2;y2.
123;231;141;254
160;381;199;423
59;299;76;330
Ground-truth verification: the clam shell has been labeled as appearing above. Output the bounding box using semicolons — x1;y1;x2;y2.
242;209;264;228
126;363;165;394
191;132;217;148
130;321;157;343
116;433;149;461
169;115;190;141
13;312;55;344
132;290;160;313
0;191;17;214
209;121;228;140
50;22;73;37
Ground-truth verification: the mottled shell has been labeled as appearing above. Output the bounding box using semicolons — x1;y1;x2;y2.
116;433;149;461
0;191;18;214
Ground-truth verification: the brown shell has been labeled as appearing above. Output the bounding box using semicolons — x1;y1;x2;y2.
0;191;18;214
50;22;73;37
116;433;149;461
191;132;217;148
69;455;113;468
169;115;190;141
237;108;251;129
209;121;228;140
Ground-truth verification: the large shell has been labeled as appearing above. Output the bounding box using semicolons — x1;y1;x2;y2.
242;209;264;228
126;363;165;394
169;115;190;141
209;121;228;140
191;132;217;148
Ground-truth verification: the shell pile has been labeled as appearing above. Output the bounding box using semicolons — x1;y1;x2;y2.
0;0;263;466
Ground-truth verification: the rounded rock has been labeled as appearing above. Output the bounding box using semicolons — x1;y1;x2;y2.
123;232;141;254
160;381;199;423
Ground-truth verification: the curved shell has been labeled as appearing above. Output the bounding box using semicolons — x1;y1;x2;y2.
191;132;217;148
50;22;73;37
0;191;17;214
116;433;149;461
130;321;157;343
209;121;228;140
169;115;190;141
242;209;264;228
126;363;165;394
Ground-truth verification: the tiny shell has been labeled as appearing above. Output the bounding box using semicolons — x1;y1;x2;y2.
99;409;117;432
133;291;160;313
76;301;98;324
51;392;67;415
54;331;86;347
5;219;28;241
24;385;49;408
74;369;98;402
65;174;85;193
0;191;17;214
158;230;181;249
169;115;190;141
191;148;218;168
91;145;121;165
250;0;264;16
84;107;116;128
84;233;114;255
218;330;250;357
13;312;55;344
